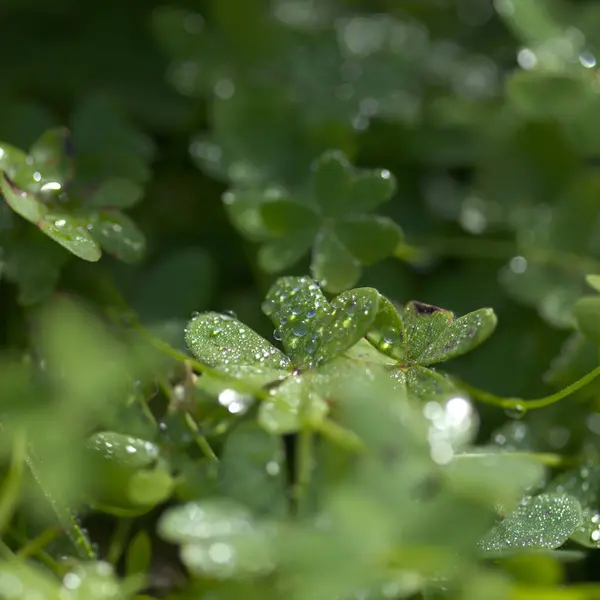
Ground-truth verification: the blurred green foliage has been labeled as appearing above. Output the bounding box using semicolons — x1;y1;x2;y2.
4;0;600;598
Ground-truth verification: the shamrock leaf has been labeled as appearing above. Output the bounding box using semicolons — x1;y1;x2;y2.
0;128;147;264
546;461;600;549
158;499;277;579
573;274;600;345
367;300;497;367
262;275;381;369
227;150;402;292
185;311;293;383
478;494;582;553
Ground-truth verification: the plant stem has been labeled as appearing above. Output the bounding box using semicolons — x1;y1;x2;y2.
455;452;571;468
184;413;219;462
456;364;600;412
0;430;27;535
17;526;60;559
24;447;97;560
107;518;133;565
293;428;313;517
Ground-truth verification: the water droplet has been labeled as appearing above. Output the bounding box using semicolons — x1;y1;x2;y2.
292;323;308;337
55;218;67;227
505;404;526;419
273;329;282;341
218;389;253;415
191;311;200;318
223;310;237;319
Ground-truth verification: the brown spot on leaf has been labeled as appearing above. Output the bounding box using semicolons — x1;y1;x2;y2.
410;301;444;315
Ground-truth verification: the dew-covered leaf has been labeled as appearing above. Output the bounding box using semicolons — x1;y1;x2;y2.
479;494;582;553
263;276;380;369
546;462;600;548
402;302;498;366
335;216;403;265
312;229;361;293
158;499;276;579
60;562;123;600
312;150;351;217
87;178;144;209
390;366;463;403
127;468;174;507
39;214;102;262
258;373;329;434
86;432;160;469
86;211;145;263
28;127;74;189
1;172;47;223
185;312;292;372
220;422;287;516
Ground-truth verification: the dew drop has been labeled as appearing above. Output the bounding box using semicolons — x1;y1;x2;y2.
293;323;308;337
273;329;282;341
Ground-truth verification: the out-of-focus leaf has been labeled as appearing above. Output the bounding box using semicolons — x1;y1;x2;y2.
220;422;287;516
87;179;144;209
86;211;145;263
158;499;276;579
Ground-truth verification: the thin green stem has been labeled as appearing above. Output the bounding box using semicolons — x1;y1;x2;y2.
7;527;63;574
293;428;313;517
455;452;571;468
25;447;97;560
17;526;60;559
0;429;27;535
184;413;219;462
456;364;600;412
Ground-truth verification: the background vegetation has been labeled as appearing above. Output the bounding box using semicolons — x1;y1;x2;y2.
3;0;600;598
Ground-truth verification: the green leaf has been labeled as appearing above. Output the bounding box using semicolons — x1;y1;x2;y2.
0;142;30;179
390;365;462;403
402;302;498;366
260;199;319;235
1;172;47;223
586;274;600;293
28;127;74;189
39;214;102;262
507;70;596;120
347;168;396;213
222;188;275;242
220;422;287;516
86;211;145;263
574;296;600;344
263;276;380;369
126;530;152;579
335;215;403;265
546;462;600;548
87;178;144;209
0;560;61;600
479;494;582;553
257;231;314;273
185;311;292;372
448;452;546;512
86;432;160;469
158;499;276;579
258;372;329;434
312;150;351;217
60;562;123;600
312;228;361;292
127;469;174;506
